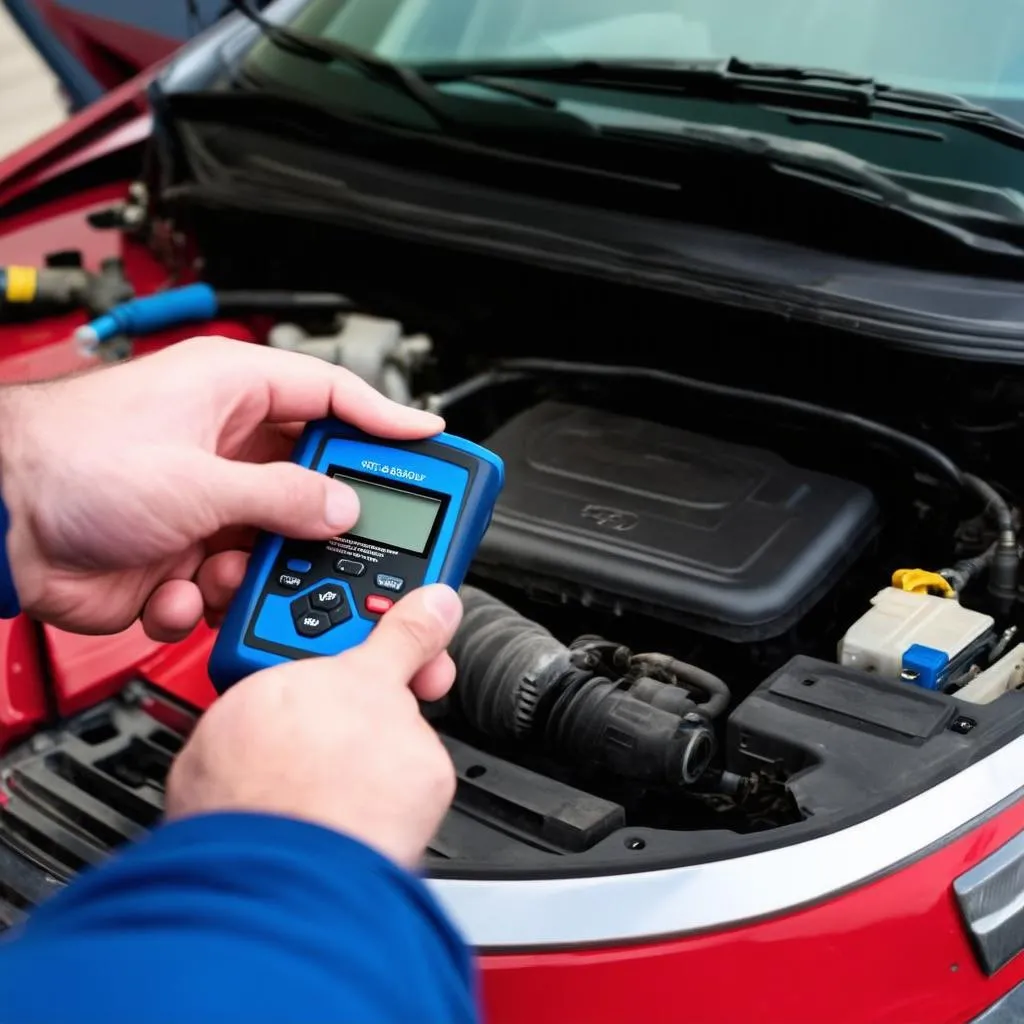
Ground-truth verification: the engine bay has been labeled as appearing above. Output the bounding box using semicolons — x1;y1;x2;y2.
1;294;1023;884
7;12;1024;1016
248;305;1024;874
6;119;1024;879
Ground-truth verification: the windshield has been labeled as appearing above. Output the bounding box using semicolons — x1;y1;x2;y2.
278;0;1024;108
157;0;1024;238
214;0;1024;198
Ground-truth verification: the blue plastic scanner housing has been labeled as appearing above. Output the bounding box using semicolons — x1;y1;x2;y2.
209;419;504;692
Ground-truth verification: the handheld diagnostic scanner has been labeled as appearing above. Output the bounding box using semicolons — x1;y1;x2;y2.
208;418;505;692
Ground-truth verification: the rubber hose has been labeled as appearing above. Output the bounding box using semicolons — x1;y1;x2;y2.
450;586;568;738
451;587;718;785
635;653;731;719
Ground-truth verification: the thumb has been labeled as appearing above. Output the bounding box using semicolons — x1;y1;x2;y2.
200;455;360;538
347;585;463;686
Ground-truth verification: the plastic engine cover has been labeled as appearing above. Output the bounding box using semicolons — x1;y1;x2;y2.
474;402;878;640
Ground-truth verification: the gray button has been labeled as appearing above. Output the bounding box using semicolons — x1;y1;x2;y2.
329;603;353;627
278;573;303;589
375;574;405;593
294;610;330;638
311;586;344;612
335;559;366;577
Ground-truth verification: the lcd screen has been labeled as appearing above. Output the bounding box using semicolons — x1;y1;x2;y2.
334;474;442;554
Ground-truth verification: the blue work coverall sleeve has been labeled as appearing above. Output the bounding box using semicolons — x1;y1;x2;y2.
0;812;478;1024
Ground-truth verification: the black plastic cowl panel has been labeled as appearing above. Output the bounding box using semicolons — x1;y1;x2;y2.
0;682;626;927
3;661;1022;892
727;655;1020;819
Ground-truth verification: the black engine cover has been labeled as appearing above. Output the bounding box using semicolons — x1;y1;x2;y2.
474;401;878;640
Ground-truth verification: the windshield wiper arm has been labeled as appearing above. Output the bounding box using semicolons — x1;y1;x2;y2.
227;0;449;127
424;56;1024;149
604;119;1024;255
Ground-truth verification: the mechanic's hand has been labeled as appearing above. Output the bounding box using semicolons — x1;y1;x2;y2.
166;584;462;868
0;338;444;638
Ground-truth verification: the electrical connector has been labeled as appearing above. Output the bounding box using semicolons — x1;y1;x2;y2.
74;285;354;353
75;284;219;353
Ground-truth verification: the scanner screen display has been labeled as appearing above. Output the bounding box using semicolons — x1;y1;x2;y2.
334;474;442;554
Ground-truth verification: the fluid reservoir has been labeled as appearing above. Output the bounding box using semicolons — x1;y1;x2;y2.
838;587;994;690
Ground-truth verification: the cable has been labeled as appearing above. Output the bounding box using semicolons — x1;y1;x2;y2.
942;542;997;593
423;370;527;413
496;358;1013;508
432;357;1019;597
634;653;731;720
500;357;967;482
962;473;1015;535
74;285;354;351
962;473;1019;600
216;290;352;313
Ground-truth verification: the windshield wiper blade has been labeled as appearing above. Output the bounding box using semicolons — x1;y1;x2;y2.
227;0;449;127
424;56;1024;149
705;58;1024;137
604;119;1024;255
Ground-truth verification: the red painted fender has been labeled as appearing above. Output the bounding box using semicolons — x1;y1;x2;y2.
480;795;1024;1024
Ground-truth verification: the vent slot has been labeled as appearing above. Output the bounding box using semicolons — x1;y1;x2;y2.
9;760;145;848
0;797;104;873
46;751;162;828
0;840;61;931
0;683;197;917
73;714;118;746
94;737;172;794
147;729;184;755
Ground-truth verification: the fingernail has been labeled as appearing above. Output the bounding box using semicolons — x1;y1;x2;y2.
420;412;445;435
324;481;358;531
421;584;463;631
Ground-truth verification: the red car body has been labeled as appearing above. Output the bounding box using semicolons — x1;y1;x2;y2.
2;22;1024;1024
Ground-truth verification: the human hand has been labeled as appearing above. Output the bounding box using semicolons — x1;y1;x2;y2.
166;584;462;867
0;338;443;638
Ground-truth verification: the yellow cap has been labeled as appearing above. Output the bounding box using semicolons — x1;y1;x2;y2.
4;266;37;303
892;568;955;598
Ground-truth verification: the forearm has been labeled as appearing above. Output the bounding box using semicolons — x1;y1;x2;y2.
0;813;478;1024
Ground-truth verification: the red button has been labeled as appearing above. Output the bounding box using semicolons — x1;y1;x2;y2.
365;594;394;615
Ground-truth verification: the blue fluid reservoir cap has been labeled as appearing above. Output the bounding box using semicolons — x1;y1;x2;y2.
901;644;949;690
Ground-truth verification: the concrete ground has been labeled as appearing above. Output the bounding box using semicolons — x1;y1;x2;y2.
0;3;67;160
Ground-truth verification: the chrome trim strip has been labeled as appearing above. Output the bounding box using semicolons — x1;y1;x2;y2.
971;976;1024;1022
955;829;1024;974
426;730;1024;949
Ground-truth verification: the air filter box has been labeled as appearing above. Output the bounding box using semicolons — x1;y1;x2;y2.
473;402;878;640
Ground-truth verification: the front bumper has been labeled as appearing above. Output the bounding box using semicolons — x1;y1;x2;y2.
2;680;1024;1023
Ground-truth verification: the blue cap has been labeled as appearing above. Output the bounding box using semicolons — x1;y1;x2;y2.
901;644;949;690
